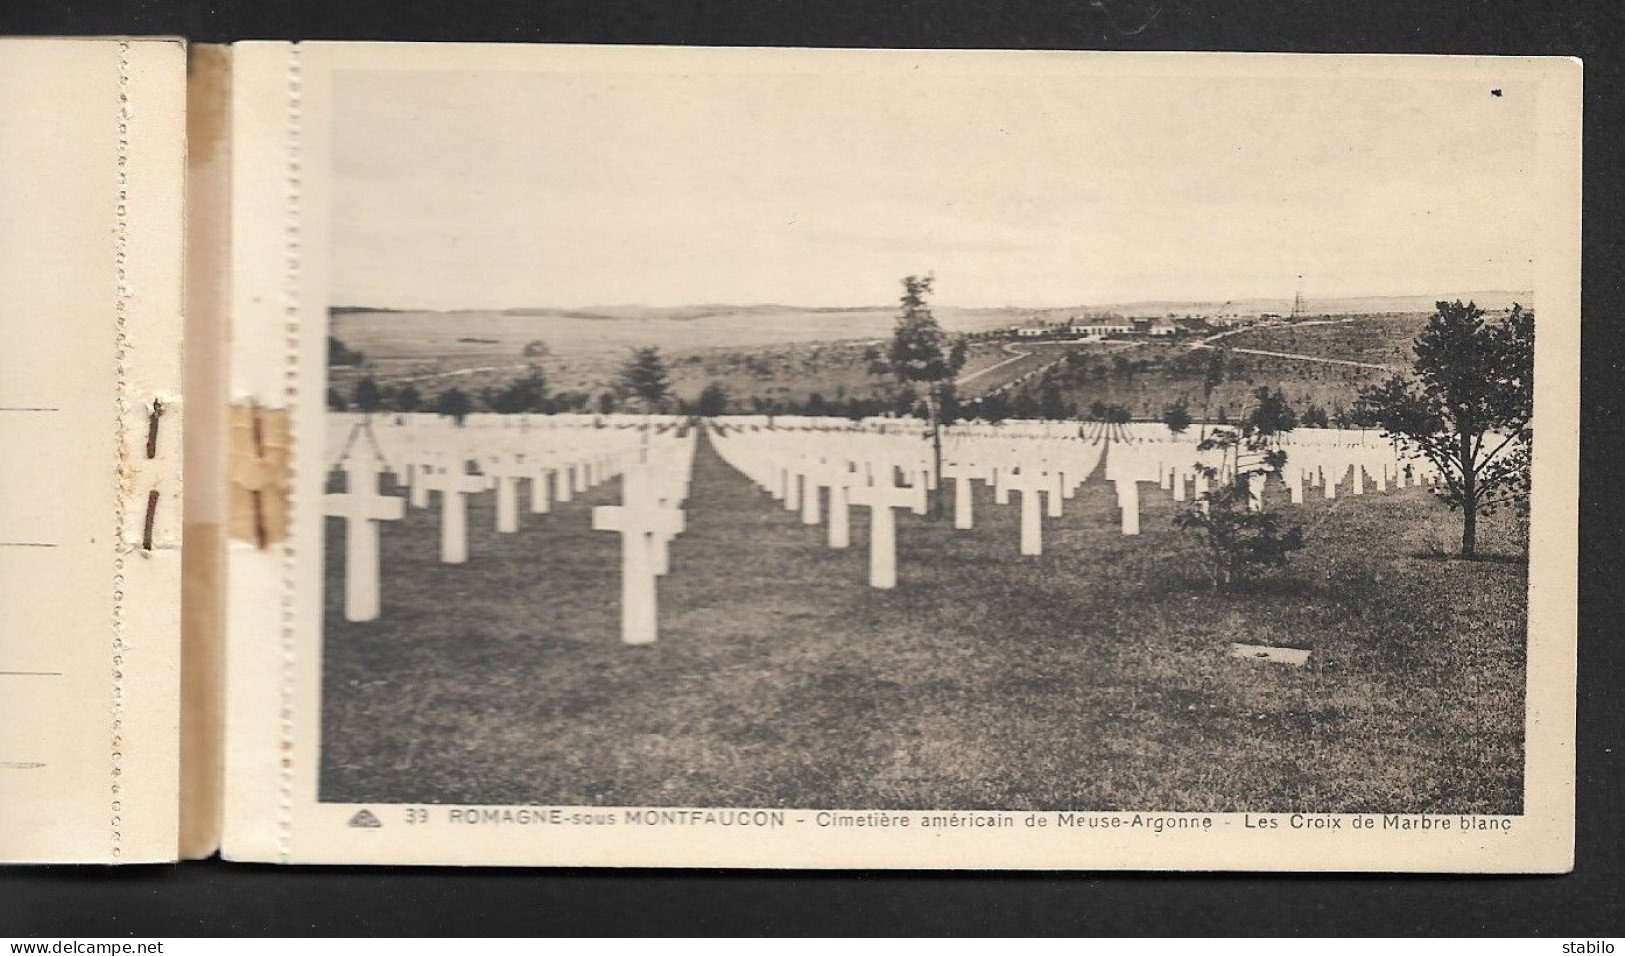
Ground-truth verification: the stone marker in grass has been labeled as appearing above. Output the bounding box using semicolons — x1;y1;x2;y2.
1229;642;1311;666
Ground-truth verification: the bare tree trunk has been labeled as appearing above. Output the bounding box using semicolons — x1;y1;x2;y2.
926;388;944;520
1460;434;1477;558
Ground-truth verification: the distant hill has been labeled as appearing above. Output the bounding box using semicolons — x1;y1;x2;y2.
1094;291;1534;320
328;292;1534;357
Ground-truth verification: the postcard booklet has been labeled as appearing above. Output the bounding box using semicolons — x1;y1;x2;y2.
0;38;1581;870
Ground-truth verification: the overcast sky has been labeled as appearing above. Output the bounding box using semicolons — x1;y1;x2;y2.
331;61;1538;310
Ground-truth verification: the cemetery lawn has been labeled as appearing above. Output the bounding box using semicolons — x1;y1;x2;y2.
320;432;1527;814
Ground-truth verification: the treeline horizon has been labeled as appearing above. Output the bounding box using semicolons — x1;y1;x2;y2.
323;372;1368;429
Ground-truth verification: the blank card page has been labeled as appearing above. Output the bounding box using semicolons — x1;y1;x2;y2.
0;37;185;863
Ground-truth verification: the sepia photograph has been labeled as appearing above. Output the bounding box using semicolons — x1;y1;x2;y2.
314;52;1543;821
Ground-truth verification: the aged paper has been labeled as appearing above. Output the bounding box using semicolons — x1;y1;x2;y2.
178;42;232;860
0;37;187;863
221;43;1580;870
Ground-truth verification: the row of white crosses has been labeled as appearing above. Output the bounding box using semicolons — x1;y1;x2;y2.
708;416;1444;589
1100;424;1443;532
321;413;691;629
384;416;645;564
708;418;1110;586
323;408;1443;630
709;421;928;589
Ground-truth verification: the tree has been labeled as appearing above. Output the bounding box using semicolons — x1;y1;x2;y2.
1039;383;1068;420
328;336;364;367
891;384;920;418
1247;386;1297;440
1174;395;1305;591
616;347;672;411
978;392;1011;424
352;376;383;416
1112;353;1136;384
393;384;423;413
1162;399;1192;435
489;366;548;413
326;386;348;412
1355;300;1534;557
889;275;966;517
435;387;473;425
696;382;729;417
1300;402;1329;429
1200;347;1227;437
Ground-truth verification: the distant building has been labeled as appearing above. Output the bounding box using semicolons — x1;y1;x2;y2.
1070;316;1134;338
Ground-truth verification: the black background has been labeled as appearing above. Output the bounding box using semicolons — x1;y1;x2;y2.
0;0;1620;936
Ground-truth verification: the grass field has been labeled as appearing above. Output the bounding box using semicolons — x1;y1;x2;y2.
1010;340;1392;422
1218;314;1431;368
319;429;1527;813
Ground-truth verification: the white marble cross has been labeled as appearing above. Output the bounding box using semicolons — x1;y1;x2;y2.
1115;478;1142;535
527;459;554;514
941;459;981;530
555;462;575;503
847;466;924;589
1247;472;1266;512
909;461;931;515
1001;466;1051;556
993;464;1013;506
1170;467;1188;502
1044;466;1064;518
418;464;491;564
781;463;802;513
592;464;684;645
482;454;532;533
404;450;441;509
647;472;688;577
323;454;405;622
1323;463;1342;499
798;457;822;526
809;458;853;549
